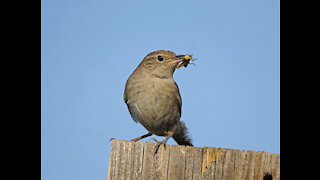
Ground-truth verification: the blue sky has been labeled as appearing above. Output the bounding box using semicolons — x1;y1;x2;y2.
41;0;280;179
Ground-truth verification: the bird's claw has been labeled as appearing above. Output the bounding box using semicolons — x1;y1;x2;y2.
151;138;167;154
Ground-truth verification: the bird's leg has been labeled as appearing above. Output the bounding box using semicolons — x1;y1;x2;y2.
130;133;152;142
153;131;174;154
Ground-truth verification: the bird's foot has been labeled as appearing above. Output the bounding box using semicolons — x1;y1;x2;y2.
151;138;168;154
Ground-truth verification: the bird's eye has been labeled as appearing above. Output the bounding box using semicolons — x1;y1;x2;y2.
157;55;164;61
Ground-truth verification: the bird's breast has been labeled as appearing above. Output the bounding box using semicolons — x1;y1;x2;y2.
125;76;180;135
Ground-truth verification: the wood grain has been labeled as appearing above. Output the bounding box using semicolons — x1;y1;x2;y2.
107;140;280;180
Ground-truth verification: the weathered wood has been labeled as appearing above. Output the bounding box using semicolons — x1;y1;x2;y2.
185;146;202;180
132;141;144;179
141;141;170;180
202;147;216;180
107;140;280;180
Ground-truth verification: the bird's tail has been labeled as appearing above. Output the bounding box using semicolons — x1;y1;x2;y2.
173;121;193;146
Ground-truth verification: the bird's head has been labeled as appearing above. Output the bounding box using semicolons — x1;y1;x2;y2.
136;50;191;79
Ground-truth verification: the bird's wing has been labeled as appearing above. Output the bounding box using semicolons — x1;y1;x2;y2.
174;82;182;118
124;91;139;123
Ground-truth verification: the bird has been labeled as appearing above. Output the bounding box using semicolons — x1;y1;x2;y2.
124;50;193;153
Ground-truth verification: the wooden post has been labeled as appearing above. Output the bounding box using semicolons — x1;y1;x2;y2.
107;139;280;180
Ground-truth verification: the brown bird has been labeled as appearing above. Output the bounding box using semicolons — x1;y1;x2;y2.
124;50;193;153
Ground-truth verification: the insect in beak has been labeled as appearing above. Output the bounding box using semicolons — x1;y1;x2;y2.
176;55;197;69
